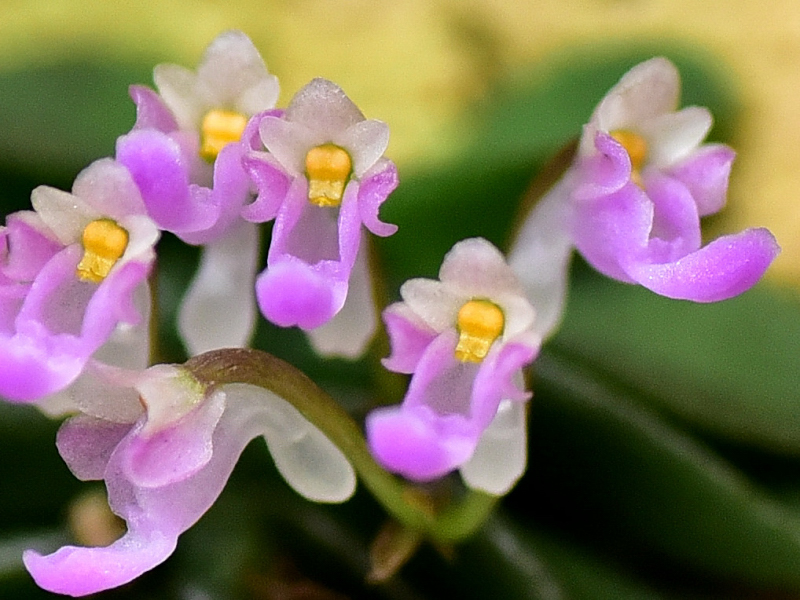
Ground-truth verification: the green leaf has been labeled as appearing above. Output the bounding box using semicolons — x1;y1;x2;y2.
527;349;800;590
553;268;800;454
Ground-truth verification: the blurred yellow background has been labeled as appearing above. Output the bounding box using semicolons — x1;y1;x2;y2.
1;0;799;283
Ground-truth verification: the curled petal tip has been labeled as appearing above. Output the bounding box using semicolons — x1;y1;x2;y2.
625;227;780;302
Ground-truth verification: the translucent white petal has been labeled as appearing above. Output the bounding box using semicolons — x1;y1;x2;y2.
153;63;203;131
595;57;680;132
30;187;96;245
137;364;208;436
118;215;160;265
259;116;317;176
400;277;463;334
71;159;146;219
286;78;365;140
460;399;527;495
222;383;356;502
235;77;280;117
178;221;260;355
306;237;377;358
507;175;575;340
336;119;390;177
643;106;713;168
582;57;680;156
196;30;278;113
440;237;522;298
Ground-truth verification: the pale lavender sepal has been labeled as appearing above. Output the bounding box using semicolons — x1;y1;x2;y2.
284;78;365;141
153;30;279;132
460;399;527;495
178;221;260;354
56;415;132;481
507;175;576;340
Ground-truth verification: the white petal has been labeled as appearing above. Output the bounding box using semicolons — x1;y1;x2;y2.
223;383;356;502
259;116;317;176
137;364;207;435
178;221;260;355
439;237;522;298
400;277;463;333
495;293;537;341
119;215;160;265
286;78;365;139
306;237;377;358
642;106;713;168
582;57;680;156
153;63;204;131
30;187;97;245
460;399;527;495
235;76;280;116
507;175;575;340
196;31;278;113
335;119;390;177
71;159;146;220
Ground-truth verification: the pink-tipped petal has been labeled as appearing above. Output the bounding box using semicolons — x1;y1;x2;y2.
366;405;474;482
623;227;780;302
256;261;339;330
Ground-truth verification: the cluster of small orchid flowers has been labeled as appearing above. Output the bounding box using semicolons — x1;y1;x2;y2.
0;31;779;596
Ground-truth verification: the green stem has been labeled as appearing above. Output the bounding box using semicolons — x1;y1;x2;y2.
185;347;496;543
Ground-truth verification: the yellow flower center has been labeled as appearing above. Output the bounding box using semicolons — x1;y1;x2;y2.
200;109;248;162
455;299;505;363
76;219;129;283
305;144;352;207
610;129;648;186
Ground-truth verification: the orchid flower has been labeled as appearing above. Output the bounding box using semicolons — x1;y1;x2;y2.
24;363;356;596
509;57;779;340
244;77;398;358
366;238;539;494
0;159;158;402
117;30;281;354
